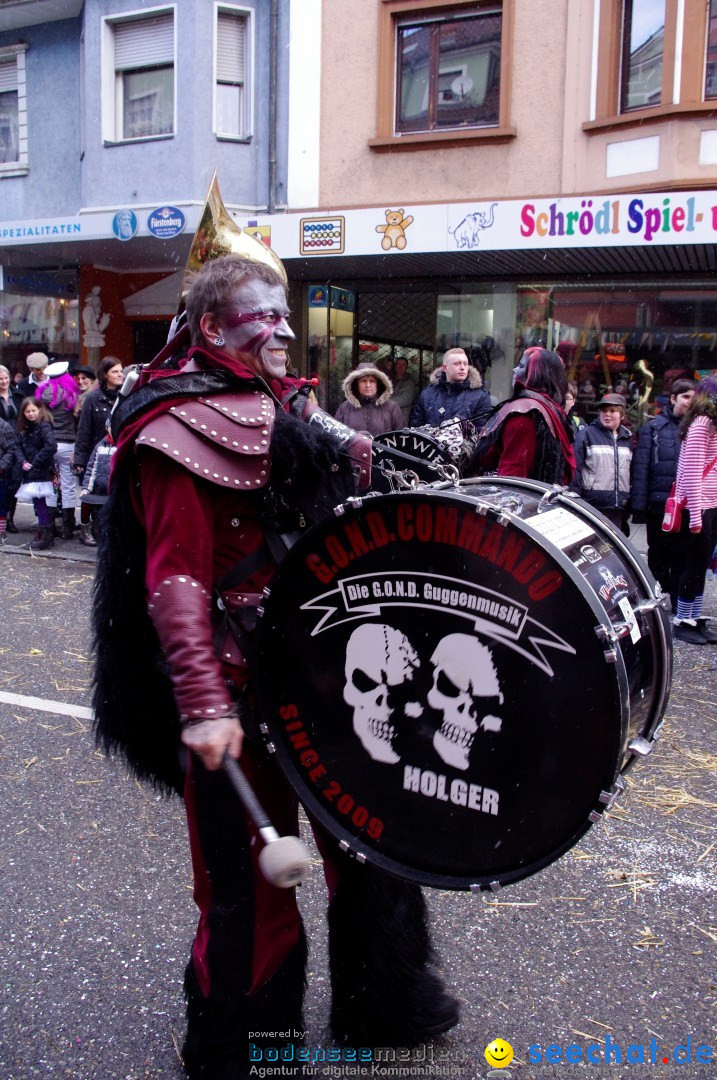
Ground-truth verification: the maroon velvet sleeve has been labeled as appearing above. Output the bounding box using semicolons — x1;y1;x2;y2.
496;414;537;479
136;451;235;723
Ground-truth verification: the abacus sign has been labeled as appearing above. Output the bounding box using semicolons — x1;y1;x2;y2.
300;216;345;254
256;488;626;890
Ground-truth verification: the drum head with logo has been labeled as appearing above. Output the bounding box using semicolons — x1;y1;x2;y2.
255;489;627;890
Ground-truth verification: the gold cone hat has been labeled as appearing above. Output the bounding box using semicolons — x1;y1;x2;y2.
178;173;286;314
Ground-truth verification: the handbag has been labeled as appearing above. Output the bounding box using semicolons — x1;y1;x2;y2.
661;483;685;533
662;454;717;533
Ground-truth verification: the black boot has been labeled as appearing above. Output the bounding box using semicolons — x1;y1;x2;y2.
29;526;54;551
183;925;308;1079
329;860;460;1047
61;508;76;539
5;506;18;534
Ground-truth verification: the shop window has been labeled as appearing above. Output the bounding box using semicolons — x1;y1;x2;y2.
215;7;250;139
103;9;175;143
0;45;28;176
370;0;515;150
587;0;716;131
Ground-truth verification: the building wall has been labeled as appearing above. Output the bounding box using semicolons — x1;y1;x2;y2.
318;0;568;207
80;0;290;215
562;1;717;195
0;17;81;218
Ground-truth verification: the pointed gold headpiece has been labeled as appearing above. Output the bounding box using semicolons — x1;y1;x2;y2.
178;172;286;315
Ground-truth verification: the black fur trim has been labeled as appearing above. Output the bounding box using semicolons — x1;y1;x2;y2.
183;925;308;1079
91;460;185;794
328;860;460;1046
267;409;357;524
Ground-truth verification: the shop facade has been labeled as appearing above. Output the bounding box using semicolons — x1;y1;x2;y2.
271;188;717;421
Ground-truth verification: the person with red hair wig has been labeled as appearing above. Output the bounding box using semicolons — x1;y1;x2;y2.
469;346;575;483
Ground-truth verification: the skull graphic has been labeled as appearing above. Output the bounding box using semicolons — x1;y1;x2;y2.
343;623;420;764
428;634;503;771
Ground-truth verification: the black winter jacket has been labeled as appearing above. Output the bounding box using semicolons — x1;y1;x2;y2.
13;421;57;486
409;367;492;428
74;385;118;471
0;418;18;478
630;406;681;513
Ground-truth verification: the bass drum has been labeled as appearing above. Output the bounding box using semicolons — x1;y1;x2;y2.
255;477;672;891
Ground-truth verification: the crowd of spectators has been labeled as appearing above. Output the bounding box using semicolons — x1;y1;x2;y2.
0;351;120;550
2;343;716;646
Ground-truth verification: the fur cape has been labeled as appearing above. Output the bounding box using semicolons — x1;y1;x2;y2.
92;361;356;795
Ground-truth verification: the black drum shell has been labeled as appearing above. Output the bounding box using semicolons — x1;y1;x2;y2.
255;478;671;891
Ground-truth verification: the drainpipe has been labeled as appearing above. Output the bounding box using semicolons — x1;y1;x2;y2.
268;0;278;214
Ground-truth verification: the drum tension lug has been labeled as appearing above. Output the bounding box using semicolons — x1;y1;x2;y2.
537;484;565;511
488;880;502;892
599;774;628;809
588;810;601;824
627;735;654;757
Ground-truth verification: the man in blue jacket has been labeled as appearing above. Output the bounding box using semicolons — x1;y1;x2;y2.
409;348;492;430
631;378;696;606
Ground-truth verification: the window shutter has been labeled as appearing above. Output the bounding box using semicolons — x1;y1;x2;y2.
217;12;246;83
0;60;17;92
114;13;174;71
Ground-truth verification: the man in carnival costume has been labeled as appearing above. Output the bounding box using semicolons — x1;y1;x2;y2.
469;346;575;484
92;183;459;1079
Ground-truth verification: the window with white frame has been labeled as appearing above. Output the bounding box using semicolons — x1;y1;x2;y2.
108;10;175;142
216;8;249;138
0;45;27;171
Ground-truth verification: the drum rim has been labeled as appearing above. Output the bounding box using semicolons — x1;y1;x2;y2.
256;483;636;890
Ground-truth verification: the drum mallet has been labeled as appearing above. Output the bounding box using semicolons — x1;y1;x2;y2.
222;753;311;888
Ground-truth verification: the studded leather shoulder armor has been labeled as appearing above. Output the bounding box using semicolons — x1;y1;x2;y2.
136;389;274;491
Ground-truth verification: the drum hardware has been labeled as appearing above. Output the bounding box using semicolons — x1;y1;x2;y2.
379;464;421;491
431;462;461;486
537;484;567;511
598;774;628;810
338;839;367;864
595;621;635;645
222;753;311;888
627;735;655;757
633;595;669;613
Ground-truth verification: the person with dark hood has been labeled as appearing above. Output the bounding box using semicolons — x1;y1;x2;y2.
92;252;459;1078
409;348;491;429
334;361;404;436
631;378;696;608
469;346;575;484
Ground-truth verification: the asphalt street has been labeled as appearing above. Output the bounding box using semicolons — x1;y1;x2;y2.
0;521;715;1080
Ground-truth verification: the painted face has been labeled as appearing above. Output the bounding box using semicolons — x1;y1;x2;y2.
512;352;530;389
671;389;695;418
443;352;469;383
212;278;295;381
24;401;40;423
357;375;378;397
599;406;624;431
0;371;9;393
104;364;124;389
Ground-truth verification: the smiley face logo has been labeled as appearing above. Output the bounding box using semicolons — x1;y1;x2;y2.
484;1039;514;1068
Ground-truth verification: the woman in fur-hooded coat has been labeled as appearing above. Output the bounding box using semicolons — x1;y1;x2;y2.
334;362;405;436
